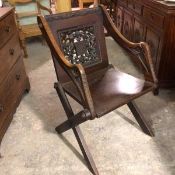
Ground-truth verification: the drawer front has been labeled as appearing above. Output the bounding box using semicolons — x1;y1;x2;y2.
0;12;17;48
0;34;22;85
143;8;164;28
0;58;26;126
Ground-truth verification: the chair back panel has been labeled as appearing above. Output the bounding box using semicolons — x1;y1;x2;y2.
44;7;109;82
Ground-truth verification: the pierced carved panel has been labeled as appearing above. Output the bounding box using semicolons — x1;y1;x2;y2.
129;46;149;73
57;25;101;66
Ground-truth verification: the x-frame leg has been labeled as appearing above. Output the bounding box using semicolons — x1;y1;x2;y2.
54;82;99;175
127;101;154;136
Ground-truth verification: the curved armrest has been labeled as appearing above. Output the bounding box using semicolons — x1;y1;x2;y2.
37;1;52;15
100;5;157;85
37;15;96;119
8;0;33;5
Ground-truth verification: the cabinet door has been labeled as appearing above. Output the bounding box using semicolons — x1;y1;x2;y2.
133;18;144;42
122;11;133;41
115;7;123;32
145;28;160;65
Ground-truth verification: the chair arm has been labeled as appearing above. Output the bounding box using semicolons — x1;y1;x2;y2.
8;0;33;5
37;1;52;15
100;5;157;85
74;64;96;119
56;55;96;120
37;15;96;119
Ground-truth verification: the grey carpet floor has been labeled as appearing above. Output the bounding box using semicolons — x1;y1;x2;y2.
0;37;175;175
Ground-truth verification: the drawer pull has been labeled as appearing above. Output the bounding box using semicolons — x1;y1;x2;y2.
16;74;21;80
0;105;4;113
5;26;10;33
9;48;15;55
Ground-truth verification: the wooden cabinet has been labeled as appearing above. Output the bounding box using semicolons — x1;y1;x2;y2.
0;7;30;144
115;0;175;88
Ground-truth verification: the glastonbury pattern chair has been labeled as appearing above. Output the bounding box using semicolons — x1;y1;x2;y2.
37;4;157;175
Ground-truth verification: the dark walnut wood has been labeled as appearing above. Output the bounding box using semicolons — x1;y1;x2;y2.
38;5;157;174
0;7;30;145
115;0;175;88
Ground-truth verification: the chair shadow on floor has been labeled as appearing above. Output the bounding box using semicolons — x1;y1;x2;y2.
23;90;91;168
114;110;142;132
57;134;87;167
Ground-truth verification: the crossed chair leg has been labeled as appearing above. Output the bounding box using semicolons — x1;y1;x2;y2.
54;81;154;175
54;82;99;175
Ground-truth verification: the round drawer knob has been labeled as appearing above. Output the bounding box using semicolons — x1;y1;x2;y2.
9;48;15;55
0;105;4;113
16;74;21;80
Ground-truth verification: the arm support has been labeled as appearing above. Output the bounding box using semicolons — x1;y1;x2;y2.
100;5;157;85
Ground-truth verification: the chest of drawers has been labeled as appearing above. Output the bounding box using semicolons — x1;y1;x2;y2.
0;7;30;144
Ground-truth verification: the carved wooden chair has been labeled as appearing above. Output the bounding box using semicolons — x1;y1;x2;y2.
37;4;157;175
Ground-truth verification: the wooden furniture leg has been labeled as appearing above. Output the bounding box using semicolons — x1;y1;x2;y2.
55;110;90;134
54;82;99;175
19;32;28;58
127;101;154;136
22;38;28;58
153;88;159;96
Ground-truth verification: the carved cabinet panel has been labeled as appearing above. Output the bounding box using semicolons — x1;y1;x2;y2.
133;18;144;42
122;11;133;40
145;28;160;66
115;7;123;32
128;0;142;15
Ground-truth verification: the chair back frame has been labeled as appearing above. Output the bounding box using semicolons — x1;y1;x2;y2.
44;8;109;74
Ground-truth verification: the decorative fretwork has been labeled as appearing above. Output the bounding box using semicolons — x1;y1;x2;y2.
57;26;101;66
128;46;150;73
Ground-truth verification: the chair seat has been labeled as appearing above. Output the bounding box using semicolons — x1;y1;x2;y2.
21;24;41;38
63;66;154;117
